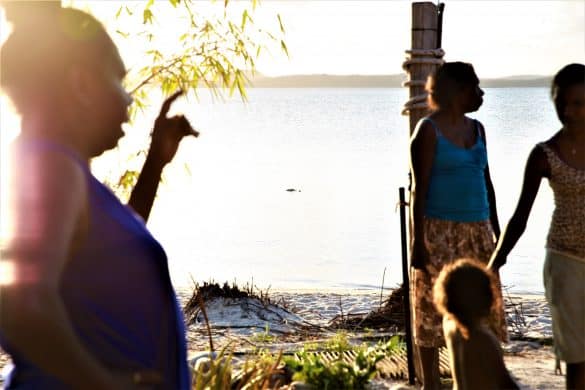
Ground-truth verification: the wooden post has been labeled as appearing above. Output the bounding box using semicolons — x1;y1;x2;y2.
407;2;439;135
402;2;443;386
399;187;416;385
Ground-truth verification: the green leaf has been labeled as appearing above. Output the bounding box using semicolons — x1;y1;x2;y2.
277;13;285;33
143;8;154;24
241;9;248;29
169;0;180;7
280;40;289;57
115;30;129;38
115;5;123;18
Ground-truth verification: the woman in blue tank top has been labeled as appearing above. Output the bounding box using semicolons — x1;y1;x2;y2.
0;3;195;389
409;62;507;390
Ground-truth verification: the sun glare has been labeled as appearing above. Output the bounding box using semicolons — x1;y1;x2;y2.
0;261;16;286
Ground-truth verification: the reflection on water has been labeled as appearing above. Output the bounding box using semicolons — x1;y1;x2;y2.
1;88;557;294
143;88;556;294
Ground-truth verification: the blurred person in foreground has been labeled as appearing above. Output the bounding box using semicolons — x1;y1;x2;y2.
0;2;197;388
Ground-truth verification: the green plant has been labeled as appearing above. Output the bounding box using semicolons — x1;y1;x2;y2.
376;335;404;355
323;331;352;353
192;346;234;390
284;346;384;390
191;346;287;390
232;350;286;389
284;335;404;389
250;324;276;344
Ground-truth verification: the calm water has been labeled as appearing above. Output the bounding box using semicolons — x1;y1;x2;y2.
111;88;557;294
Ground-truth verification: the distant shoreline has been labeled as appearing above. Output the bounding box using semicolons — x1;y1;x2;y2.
248;73;552;88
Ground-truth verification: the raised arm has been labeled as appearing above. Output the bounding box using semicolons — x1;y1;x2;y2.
488;145;549;270
128;91;198;222
409;119;437;270
478;122;500;239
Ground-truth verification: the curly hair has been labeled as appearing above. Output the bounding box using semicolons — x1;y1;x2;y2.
426;62;479;111
433;258;501;339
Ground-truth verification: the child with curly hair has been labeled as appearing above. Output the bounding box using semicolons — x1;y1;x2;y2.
434;259;518;390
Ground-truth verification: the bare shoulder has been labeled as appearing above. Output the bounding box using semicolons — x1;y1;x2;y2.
527;143;551;178
410;118;437;147
442;316;464;346
470;118;487;139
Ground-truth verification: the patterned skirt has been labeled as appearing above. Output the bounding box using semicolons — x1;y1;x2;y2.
411;218;508;348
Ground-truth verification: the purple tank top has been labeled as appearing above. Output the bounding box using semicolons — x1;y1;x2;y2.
1;140;189;389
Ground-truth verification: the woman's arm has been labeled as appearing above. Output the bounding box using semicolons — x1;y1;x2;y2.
0;152;114;389
488;145;549;270
128;91;198;222
409;120;437;269
477;122;500;239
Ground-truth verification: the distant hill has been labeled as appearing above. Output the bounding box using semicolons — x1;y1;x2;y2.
248;73;552;88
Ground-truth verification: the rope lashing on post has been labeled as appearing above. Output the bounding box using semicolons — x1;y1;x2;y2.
401;48;445;115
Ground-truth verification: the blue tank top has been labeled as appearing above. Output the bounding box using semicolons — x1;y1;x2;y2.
1;140;189;389
423;118;490;222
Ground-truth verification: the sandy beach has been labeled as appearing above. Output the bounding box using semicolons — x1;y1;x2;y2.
0;288;564;389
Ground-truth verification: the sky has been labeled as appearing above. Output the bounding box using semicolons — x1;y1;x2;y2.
248;0;585;78
1;1;583;79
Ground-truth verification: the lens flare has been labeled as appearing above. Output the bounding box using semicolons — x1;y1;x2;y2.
0;261;16;286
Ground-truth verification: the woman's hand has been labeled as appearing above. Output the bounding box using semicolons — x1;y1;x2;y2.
410;240;430;271
148;90;199;167
128;90;199;221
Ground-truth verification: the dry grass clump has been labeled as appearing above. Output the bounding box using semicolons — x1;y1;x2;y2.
330;285;405;332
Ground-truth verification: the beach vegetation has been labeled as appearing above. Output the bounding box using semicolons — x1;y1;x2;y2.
323;331;352;352
284;346;384;390
191;346;288;389
282;335;403;389
250;324;276;344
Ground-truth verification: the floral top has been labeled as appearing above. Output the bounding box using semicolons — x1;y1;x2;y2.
540;143;585;261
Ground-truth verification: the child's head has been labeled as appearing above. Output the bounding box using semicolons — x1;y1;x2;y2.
426;62;483;113
551;63;585;126
434;259;498;338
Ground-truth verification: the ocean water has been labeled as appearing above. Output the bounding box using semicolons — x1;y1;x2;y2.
0;88;556;294
120;87;558;295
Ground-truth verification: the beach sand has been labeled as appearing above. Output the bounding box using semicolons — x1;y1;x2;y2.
0;289;564;389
